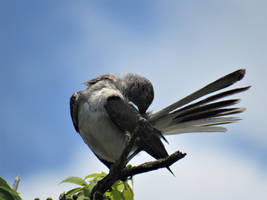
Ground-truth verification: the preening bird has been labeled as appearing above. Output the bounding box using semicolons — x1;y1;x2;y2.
70;69;250;170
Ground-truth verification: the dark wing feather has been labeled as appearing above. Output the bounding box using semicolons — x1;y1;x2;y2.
70;92;80;133
104;96;170;161
150;69;246;122
172;86;250;115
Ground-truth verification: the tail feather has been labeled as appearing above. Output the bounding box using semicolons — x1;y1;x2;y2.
172;99;240;122
163;117;240;135
150;87;248;130
173;86;250;114
174;106;240;124
150;69;246;122
216;107;246;116
163;126;227;135
149;69;250;135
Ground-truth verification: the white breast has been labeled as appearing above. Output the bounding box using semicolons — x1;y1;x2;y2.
78;86;127;163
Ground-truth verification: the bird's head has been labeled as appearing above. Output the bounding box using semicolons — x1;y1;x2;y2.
122;73;154;114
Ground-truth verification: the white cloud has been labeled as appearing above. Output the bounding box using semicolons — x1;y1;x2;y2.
18;146;107;199
135;160;267;199
19;142;267;199
133;142;267;200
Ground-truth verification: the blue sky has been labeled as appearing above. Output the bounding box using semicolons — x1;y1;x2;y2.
1;0;267;199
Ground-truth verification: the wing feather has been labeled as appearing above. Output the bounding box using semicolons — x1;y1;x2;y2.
70;92;80;133
104;96;169;160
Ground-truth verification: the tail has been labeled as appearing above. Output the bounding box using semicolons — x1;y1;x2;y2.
149;69;250;135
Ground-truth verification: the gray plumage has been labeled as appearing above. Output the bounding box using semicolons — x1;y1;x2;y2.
70;69;249;169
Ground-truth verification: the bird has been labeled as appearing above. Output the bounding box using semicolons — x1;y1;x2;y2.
70;69;250;171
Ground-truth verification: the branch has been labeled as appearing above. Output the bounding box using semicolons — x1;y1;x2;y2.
121;150;186;179
90;118;186;200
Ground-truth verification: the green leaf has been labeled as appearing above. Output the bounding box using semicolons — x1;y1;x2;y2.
65;187;83;198
0;188;14;200
0;177;22;200
76;194;87;200
61;176;88;186
126;164;133;169
82;185;92;197
0;177;12;190
122;183;134;200
0;187;22;200
110;189;123;200
84;172;107;180
113;181;124;192
126;176;134;187
84;179;100;197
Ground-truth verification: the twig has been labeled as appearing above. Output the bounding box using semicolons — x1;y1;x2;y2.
121;150;186;179
12;176;20;191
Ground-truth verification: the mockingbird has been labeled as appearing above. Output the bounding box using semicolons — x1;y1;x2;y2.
70;69;249;170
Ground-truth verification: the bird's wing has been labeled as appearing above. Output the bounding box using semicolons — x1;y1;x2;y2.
104;96;169;160
70;92;80;133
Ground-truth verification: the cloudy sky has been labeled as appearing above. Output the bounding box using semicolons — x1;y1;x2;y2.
1;0;266;199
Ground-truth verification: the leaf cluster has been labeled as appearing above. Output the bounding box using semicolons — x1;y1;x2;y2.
0;177;22;200
60;172;134;200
